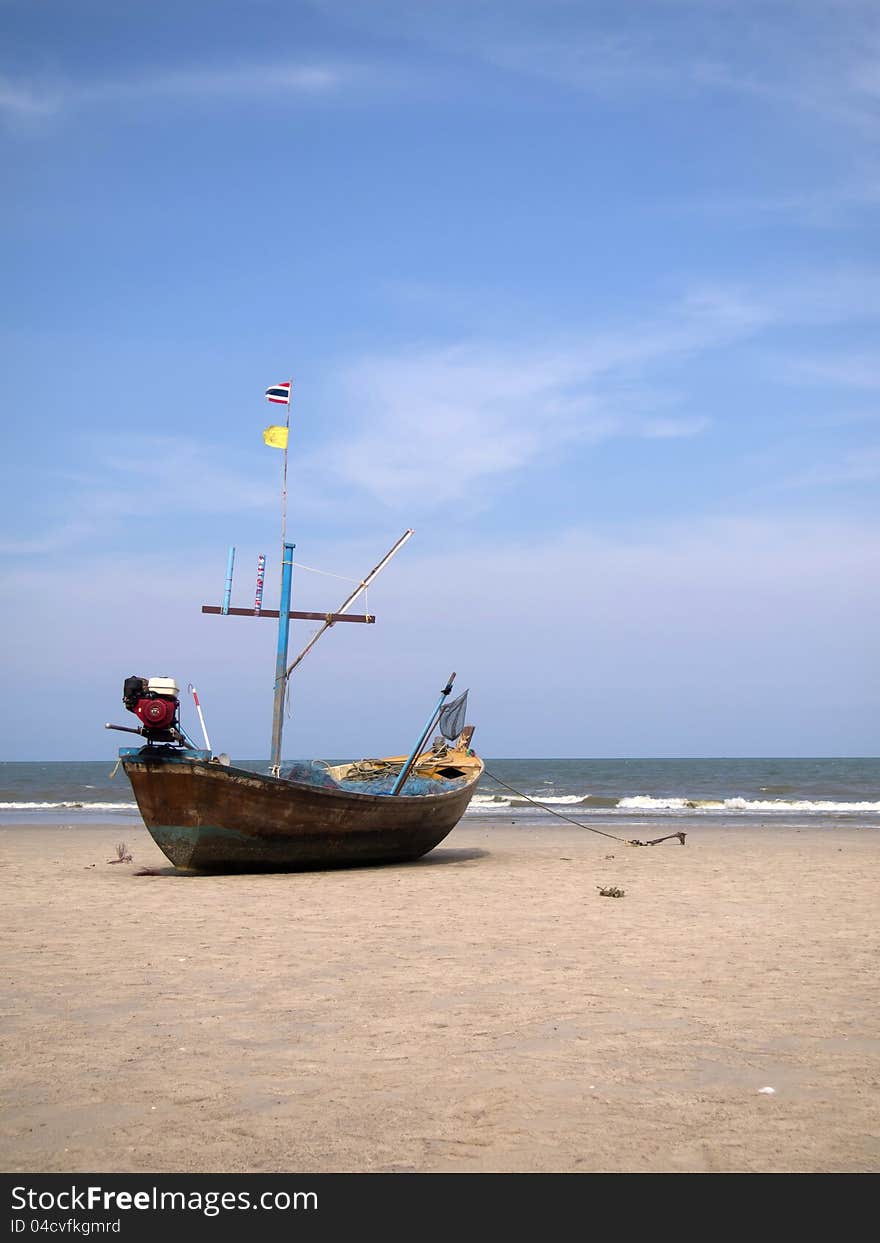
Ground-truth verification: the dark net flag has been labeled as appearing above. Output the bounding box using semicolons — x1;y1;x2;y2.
438;689;468;741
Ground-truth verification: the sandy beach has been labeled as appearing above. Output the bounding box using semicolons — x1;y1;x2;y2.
1;818;877;1173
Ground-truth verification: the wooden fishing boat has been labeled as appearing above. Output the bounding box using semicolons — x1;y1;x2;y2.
107;378;481;871
121;739;482;871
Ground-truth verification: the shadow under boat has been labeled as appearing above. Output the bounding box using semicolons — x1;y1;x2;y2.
133;847;490;879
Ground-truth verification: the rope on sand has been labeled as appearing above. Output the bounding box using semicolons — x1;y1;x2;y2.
482;771;687;847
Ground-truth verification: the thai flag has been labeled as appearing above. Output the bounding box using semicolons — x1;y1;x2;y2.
265;381;291;405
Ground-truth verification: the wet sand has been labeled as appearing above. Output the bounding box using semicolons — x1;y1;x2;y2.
1;818;878;1173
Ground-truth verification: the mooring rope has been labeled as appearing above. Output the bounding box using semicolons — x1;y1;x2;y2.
482;770;686;847
285;564;368;664
295;563;360;582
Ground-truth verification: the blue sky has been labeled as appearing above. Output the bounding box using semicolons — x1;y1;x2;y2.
1;0;878;759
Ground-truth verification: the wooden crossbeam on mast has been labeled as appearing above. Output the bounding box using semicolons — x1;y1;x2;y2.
202;529;413;776
201;606;374;623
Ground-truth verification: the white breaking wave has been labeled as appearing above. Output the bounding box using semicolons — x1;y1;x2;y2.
617;796;880;813
470;792;585;808
0;801;138;811
6;793;875;816
467;792;880;815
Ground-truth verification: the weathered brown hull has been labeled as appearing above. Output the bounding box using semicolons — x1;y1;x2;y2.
123;753;482;871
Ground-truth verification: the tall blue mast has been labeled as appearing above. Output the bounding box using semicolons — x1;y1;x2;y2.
269;541;295;776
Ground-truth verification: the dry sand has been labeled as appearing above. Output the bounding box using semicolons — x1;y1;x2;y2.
1;818;878;1173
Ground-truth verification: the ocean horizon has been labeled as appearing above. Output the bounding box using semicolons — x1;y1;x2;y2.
2;756;879;827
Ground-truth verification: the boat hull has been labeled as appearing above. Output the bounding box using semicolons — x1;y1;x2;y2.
123;752;482;871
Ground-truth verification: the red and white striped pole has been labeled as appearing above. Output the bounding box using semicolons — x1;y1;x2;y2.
254;553;266;615
187;683;211;752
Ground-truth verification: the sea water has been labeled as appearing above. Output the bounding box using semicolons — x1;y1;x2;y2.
1;757;878;829
471;756;880;831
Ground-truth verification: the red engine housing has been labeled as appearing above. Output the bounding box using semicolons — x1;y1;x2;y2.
133;696;178;730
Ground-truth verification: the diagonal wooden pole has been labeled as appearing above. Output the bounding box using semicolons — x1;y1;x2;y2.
284;529;414;679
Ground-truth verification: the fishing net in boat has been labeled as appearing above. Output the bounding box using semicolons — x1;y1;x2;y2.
438;689;468;741
281;760;338;788
281;759;468;797
336;772;468;796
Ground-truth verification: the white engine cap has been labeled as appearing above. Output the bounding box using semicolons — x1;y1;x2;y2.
147;676;179;697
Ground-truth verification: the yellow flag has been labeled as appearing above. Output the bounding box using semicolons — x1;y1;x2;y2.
263;425;288;449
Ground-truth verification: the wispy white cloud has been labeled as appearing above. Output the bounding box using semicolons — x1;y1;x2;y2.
316;316;730;509
4;1;877;140
6;269;878;555
678;178;880;228
0;520;94;556
483;31;669;95
519;6;880;134
687;59;875;131
82;62;345;103
0;311;727;554
78;434;279;521
0;59;349;126
639;416;709;439
0;77;58;118
849;55;880;100
0;435;278;559
808;406;880;430
309;0;880;134
3;511;878;757
284;266;880;509
744;268;880;329
781;352;880;391
306;269;880;509
787;445;880;487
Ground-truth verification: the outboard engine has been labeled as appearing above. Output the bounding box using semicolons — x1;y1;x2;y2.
123;675;182;742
